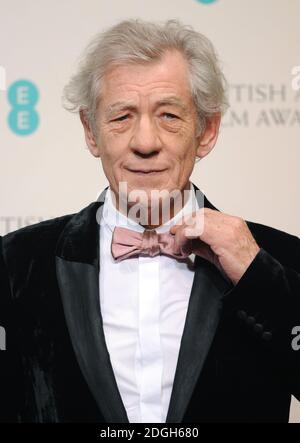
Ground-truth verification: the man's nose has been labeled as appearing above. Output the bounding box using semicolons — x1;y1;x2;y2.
129;115;162;156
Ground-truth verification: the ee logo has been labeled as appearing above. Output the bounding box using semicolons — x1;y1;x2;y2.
7;79;39;136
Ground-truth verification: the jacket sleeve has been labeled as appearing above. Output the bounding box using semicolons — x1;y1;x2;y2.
222;236;300;401
0;235;23;422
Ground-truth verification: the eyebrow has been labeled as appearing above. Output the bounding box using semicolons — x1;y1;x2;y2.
155;96;188;112
105;101;136;119
105;96;188;119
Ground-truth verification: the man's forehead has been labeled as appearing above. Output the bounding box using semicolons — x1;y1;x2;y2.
102;51;191;91
104;95;191;115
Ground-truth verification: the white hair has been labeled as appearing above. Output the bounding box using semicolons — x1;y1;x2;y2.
62;19;229;138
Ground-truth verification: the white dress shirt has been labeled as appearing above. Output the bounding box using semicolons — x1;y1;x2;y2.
99;182;199;423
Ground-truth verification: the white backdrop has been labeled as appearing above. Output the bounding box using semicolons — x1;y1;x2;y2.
0;0;299;421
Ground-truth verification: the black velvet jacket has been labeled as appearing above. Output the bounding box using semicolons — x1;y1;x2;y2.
1;183;300;423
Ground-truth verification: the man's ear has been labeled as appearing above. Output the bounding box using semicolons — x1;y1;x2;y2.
79;109;101;158
196;112;221;159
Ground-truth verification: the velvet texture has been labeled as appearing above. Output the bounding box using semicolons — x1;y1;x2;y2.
0;183;300;423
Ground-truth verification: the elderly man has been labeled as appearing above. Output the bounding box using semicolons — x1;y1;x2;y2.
1;19;300;424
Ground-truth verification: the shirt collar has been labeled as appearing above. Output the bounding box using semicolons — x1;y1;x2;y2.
100;182;199;234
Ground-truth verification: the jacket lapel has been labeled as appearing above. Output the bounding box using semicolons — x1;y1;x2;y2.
165;184;234;422
55;187;129;423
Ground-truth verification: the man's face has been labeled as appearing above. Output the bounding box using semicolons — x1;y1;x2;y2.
97;50;201;195
81;49;220;217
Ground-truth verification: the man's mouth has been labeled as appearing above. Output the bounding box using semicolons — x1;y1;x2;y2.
126;168;167;175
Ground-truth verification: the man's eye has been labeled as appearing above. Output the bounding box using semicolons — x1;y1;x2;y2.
112;114;129;122
162;113;178;120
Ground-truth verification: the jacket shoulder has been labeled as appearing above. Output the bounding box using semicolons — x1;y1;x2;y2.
0;213;75;264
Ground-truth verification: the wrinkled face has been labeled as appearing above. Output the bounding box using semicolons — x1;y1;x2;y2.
96;51;200;199
81;49;220;219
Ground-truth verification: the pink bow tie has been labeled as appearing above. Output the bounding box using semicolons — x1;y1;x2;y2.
111;226;191;262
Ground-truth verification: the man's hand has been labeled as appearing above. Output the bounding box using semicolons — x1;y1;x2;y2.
170;208;260;285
